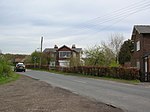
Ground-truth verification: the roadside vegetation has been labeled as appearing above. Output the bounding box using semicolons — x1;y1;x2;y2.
0;56;19;85
84;33;124;67
48;69;140;84
29;67;140;85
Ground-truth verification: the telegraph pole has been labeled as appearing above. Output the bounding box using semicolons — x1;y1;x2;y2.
39;37;43;68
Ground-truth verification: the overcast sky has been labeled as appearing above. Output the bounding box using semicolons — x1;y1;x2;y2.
0;0;150;54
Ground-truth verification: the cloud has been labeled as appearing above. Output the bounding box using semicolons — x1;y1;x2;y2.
0;0;150;54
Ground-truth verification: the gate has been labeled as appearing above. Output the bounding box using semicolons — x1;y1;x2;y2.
141;72;150;82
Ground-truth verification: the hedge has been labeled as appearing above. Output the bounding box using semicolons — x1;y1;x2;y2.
55;66;140;80
26;64;49;70
26;65;140;80
0;56;13;77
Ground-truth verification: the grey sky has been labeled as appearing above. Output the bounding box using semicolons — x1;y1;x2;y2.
0;0;150;54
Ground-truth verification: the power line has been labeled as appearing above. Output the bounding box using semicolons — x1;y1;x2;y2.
75;1;150;31
95;5;150;32
52;0;150;37
85;0;149;23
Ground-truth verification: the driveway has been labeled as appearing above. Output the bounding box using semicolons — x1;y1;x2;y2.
19;70;150;112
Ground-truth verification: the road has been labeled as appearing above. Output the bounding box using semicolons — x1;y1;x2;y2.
19;70;150;112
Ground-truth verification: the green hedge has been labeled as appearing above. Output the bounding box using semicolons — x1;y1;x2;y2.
0;56;13;77
25;64;140;80
55;66;140;80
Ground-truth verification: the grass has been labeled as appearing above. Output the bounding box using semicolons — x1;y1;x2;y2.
0;56;20;85
0;73;20;85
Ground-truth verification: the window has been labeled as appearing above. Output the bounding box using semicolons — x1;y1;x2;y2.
59;60;70;67
136;61;140;69
50;61;55;67
136;41;140;51
59;51;71;58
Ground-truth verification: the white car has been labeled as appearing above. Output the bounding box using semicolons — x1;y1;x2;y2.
14;63;26;72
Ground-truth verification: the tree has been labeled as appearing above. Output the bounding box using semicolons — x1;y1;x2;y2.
118;39;134;65
109;33;124;63
101;43;116;66
84;33;124;67
24;55;32;64
70;54;81;67
31;51;48;65
84;46;105;66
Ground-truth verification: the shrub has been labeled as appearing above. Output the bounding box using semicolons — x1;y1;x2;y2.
56;66;139;80
0;56;13;77
25;64;140;80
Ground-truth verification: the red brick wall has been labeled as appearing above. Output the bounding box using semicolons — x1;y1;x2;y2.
131;33;150;73
143;34;150;54
131;30;143;67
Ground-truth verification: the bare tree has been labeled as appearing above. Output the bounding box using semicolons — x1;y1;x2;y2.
109;33;124;63
101;42;116;65
101;33;124;64
84;33;124;66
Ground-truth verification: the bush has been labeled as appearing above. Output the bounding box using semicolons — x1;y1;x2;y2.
0;56;13;77
25;64;140;80
56;66;140;80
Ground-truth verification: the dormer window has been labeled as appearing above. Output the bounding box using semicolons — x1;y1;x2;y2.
136;41;140;51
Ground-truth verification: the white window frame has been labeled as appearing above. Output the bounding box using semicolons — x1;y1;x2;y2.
136;41;140;51
59;51;71;58
59;60;70;67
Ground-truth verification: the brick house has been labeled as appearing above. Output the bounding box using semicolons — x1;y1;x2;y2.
43;45;82;67
131;25;150;81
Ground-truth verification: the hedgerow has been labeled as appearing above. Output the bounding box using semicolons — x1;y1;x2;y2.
55;66;139;80
0;56;13;77
26;65;140;80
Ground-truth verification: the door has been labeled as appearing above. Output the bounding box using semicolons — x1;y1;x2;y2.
144;57;148;81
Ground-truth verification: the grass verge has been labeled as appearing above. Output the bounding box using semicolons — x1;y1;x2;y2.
0;73;20;85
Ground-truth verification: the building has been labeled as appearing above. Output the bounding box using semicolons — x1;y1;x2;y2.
131;25;150;81
43;45;82;67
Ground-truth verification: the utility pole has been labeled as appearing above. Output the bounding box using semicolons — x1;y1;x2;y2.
39;37;43;68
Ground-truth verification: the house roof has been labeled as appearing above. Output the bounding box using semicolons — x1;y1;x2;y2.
14;58;25;63
58;45;72;51
43;48;56;53
43;45;82;53
72;48;82;52
134;25;150;34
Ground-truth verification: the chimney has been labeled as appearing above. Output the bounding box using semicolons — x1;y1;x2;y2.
72;44;76;49
54;45;58;49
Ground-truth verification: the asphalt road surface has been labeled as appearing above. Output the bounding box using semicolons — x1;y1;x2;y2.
19;70;150;112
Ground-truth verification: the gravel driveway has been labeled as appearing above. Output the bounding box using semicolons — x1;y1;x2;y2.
0;75;123;112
